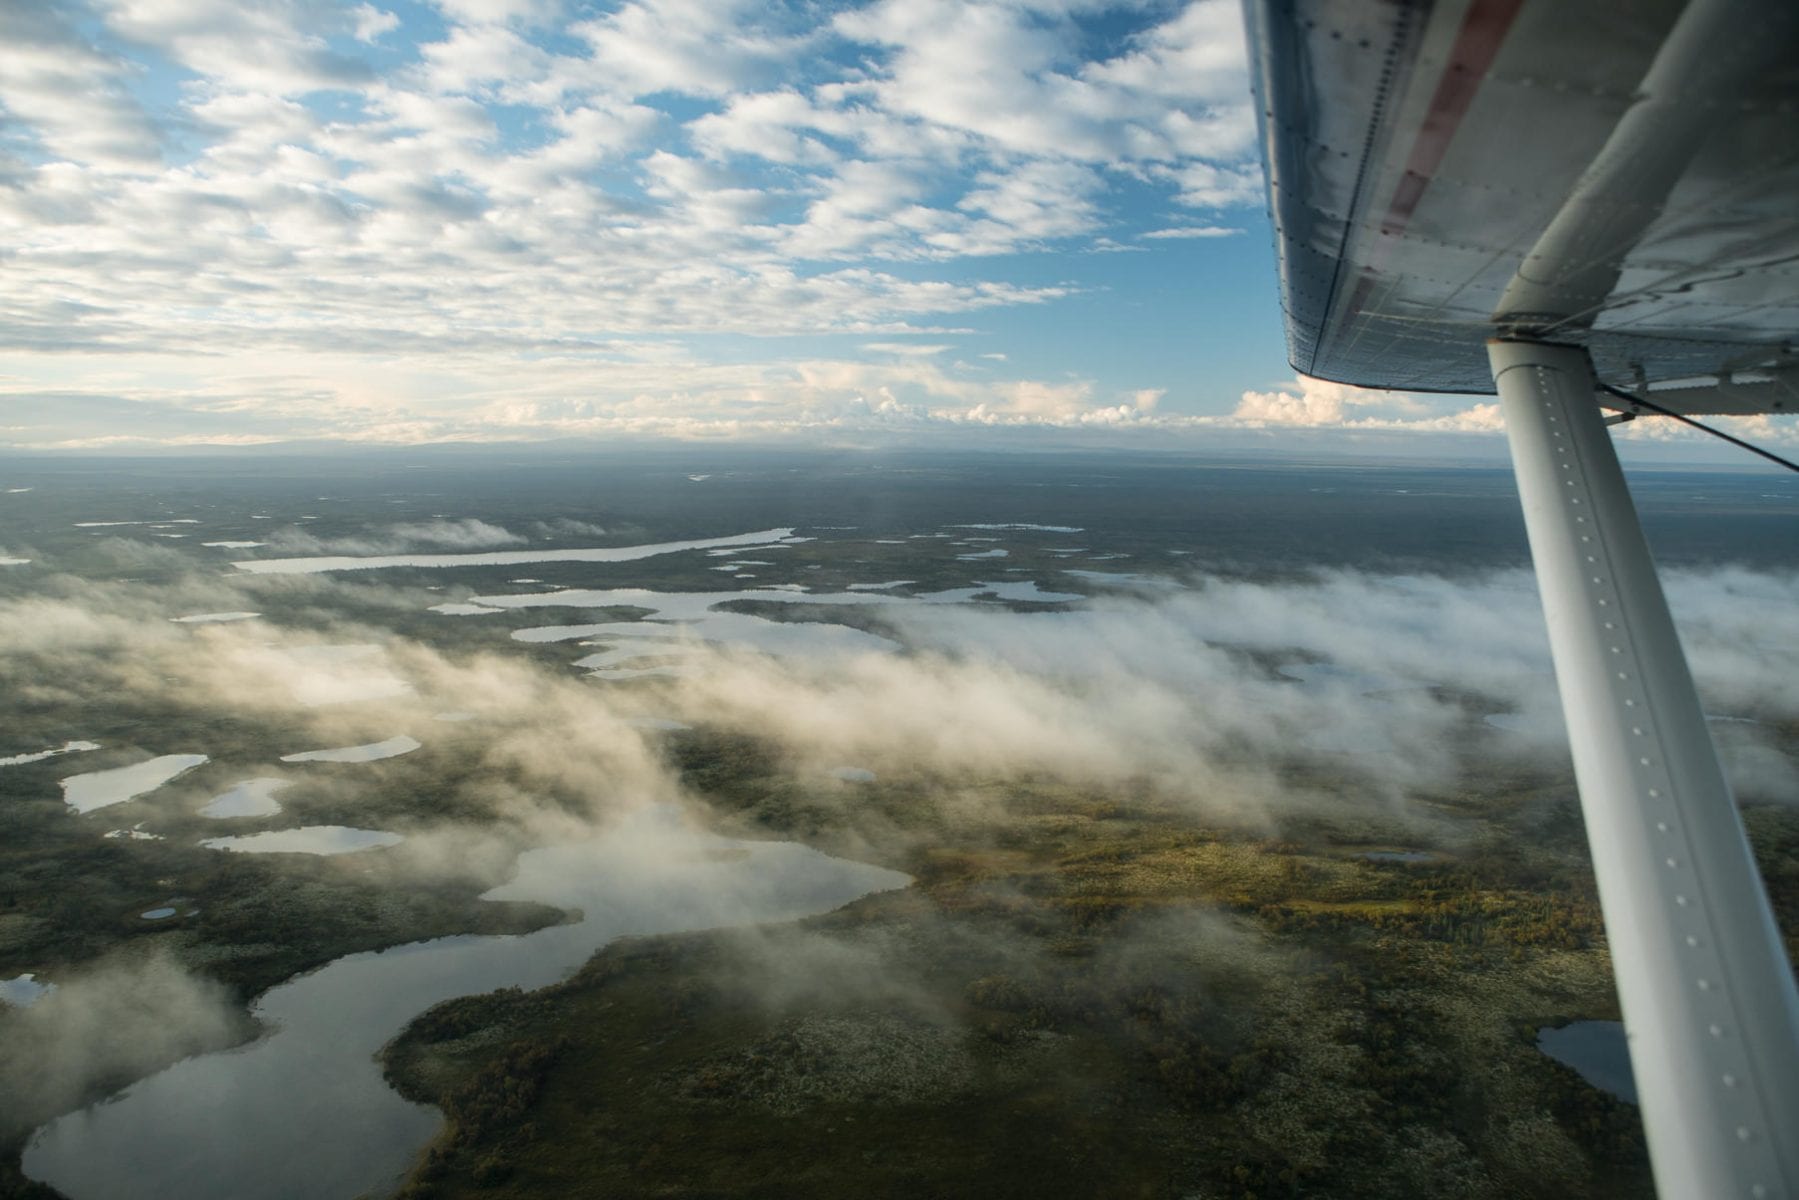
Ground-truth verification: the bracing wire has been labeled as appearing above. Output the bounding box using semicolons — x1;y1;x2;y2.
1596;381;1799;474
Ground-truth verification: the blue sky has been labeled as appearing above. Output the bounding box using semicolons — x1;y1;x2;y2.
0;0;1786;459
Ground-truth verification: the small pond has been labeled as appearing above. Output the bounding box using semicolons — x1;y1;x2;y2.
1537;1020;1637;1105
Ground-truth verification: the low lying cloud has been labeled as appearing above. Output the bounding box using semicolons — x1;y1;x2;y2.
663;592;1460;815
387;519;527;549
5;555;1794;833
529;518;613;539
634;564;1796;818
0;953;247;1136
261;519;528;557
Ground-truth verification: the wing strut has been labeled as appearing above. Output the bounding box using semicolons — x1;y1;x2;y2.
1490;338;1799;1199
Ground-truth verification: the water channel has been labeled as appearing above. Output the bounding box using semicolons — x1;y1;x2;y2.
25;806;908;1200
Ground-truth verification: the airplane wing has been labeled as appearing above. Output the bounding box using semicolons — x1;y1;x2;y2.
1242;2;1799;1197
1247;0;1799;412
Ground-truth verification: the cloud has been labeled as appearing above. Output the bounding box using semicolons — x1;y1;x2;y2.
0;574;689;844
1231;376;1499;433
264;519;527;556
1233;378;1399;427
0;5;165;168
687;89;841;166
352;4;399;43
661;565;1799;807
0;0;1276;449
1141;225;1241;239
1223;377;1799;451
100;0;376;97
832;0;1252;165
8;540;1796;820
1158;159;1264;208
529;517;611;538
1609;409;1799;451
388;519;528;549
9;352;1789;454
435;0;564;28
0;953;247;1136
862;343;952;357
573;0;809;98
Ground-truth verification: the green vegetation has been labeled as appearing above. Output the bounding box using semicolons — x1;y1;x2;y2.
374;735;1774;1199
0;706;567;1192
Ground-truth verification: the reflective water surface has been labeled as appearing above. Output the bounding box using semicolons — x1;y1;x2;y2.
25;807;907;1200
1537;1020;1637;1105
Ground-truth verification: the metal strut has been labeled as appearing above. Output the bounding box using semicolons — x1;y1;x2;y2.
1489;339;1799;1200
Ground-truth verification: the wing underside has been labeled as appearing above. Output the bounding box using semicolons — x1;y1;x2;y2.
1247;0;1799;411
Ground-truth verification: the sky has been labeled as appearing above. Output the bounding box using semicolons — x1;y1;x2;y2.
0;0;1793;459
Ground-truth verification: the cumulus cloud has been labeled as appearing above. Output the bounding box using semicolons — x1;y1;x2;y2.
1158;159;1264;208
0;0;1271;448
0;5;165;168
1233;376;1428;427
7;352;1790;453
1231;376;1504;434
1222;377;1799;453
9;0;1784;454
351;4;399;43
573;0;809;98
100;0;376;97
832;0;1250;165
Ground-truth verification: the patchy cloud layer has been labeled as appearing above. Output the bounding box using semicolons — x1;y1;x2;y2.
6;555;1793;838
0;0;1298;447
647;569;1799;809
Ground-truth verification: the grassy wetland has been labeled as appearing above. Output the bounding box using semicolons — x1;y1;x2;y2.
0;450;1794;1200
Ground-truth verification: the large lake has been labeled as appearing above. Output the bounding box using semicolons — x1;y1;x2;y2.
24;806;908;1200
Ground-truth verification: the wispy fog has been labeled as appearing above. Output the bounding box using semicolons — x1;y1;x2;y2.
3;558;1792;838
0;953;246;1137
263;519;528;557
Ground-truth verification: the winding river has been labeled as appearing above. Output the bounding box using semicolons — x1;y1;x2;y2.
24;806;908;1200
